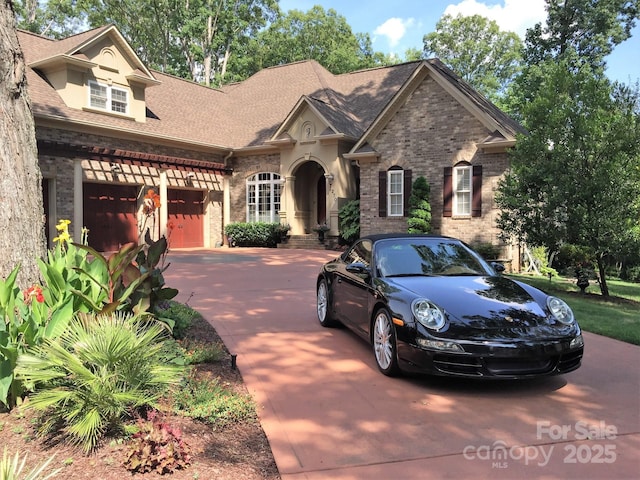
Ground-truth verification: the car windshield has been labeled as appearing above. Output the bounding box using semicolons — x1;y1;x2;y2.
375;238;492;277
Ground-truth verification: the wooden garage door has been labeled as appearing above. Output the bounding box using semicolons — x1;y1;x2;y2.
84;183;138;252
168;189;204;248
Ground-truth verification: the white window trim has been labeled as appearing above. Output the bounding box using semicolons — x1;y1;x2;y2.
453;165;472;216
387;169;404;217
246;172;283;223
88;80;129;115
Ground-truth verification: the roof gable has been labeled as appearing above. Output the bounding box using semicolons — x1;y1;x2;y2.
26;25;158;85
349;59;526;155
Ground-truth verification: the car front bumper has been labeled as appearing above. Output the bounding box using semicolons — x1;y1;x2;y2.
397;336;584;379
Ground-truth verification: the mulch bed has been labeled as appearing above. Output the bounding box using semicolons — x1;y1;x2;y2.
0;316;280;480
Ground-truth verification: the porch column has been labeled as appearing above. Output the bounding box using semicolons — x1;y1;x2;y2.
223;174;230;245
73;159;83;242
324;172;334;233
159;169;168;239
284;175;295;232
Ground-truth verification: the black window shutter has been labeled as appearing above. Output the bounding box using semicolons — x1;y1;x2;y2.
472;165;482;217
378;171;387;217
443;167;453;217
403;169;412;217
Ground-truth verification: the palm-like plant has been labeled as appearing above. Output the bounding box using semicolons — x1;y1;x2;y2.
0;448;60;480
15;313;184;452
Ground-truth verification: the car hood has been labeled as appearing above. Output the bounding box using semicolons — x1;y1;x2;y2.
384;275;570;339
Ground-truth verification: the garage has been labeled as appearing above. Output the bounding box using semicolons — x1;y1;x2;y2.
83;183;139;252
168;189;204;248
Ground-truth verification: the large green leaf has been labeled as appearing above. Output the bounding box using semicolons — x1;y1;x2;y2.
146;236;168;267
42;262;67;296
44;296;73;339
157;287;179;300
107;243;142;277
0;265;20;308
0;359;13;407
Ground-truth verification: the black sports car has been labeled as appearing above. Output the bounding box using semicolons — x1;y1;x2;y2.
316;234;584;378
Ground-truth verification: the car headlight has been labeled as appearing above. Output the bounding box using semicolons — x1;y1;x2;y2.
412;299;446;330
547;296;575;324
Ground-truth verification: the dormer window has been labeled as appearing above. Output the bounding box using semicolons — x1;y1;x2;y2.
89;80;128;114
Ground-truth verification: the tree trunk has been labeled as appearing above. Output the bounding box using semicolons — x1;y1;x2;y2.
0;0;45;288
596;255;610;297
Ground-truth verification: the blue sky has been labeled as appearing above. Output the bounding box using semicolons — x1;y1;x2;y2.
278;0;639;85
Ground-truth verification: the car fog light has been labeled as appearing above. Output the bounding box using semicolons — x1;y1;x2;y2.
570;334;584;349
417;338;464;352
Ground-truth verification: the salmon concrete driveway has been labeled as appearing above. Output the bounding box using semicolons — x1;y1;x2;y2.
165;248;640;480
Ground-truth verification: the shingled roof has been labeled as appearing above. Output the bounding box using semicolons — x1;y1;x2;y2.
17;27;523;154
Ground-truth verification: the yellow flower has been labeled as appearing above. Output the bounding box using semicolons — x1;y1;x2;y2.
53;231;70;243
55;219;71;231
54;219;71;244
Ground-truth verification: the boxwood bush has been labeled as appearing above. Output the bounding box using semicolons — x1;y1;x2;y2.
225;222;283;247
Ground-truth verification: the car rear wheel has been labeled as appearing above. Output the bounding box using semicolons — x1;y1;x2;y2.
373;308;400;376
317;279;337;327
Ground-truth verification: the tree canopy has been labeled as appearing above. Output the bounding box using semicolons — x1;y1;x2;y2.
422;13;523;101
498;0;640;296
523;0;638;70
235;5;384;77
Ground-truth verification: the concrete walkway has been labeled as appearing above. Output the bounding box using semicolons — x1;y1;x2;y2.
165;248;640;480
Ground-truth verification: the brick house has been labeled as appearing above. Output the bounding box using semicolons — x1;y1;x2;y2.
18;25;524;264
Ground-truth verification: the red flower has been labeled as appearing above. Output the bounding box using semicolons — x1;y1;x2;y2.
143;189;161;214
24;285;45;305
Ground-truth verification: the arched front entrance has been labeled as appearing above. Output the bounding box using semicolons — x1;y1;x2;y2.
286;159;329;234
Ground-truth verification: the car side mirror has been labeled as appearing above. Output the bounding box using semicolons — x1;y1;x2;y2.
491;262;506;274
346;262;371;276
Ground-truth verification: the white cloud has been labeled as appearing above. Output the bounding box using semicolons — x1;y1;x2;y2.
444;0;547;38
374;17;415;47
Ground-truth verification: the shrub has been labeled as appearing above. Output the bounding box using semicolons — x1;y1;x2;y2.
155;301;200;340
172;373;255;427
621;265;640;283
179;339;225;364
553;244;595;272
155;338;224;366
472;242;501;260
15;313;185;452
407;176;431;234
338;200;360;245
123;411;191;475
224;222;281;247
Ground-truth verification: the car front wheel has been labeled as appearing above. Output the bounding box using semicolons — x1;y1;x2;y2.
372;308;400;376
317;279;337;327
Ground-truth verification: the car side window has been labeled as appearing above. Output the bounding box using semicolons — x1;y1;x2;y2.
344;240;372;267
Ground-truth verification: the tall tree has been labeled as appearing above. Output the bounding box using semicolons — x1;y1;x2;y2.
1;0;46;286
422;14;522;101
171;0;278;85
523;0;639;70
78;0;278;86
238;6;382;77
13;0;85;38
499;0;640;296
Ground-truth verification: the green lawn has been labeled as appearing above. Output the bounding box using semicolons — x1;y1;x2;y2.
509;274;640;345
